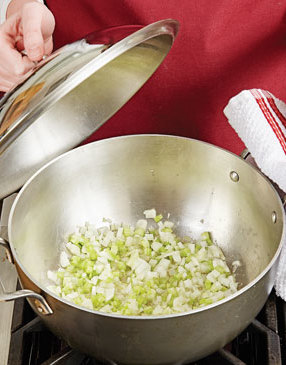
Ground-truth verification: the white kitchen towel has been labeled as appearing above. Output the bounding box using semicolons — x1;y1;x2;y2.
224;88;286;300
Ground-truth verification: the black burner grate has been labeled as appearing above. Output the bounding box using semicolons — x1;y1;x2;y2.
7;291;286;365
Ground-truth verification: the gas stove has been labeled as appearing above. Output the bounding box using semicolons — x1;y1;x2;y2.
6;289;286;365
1;196;286;365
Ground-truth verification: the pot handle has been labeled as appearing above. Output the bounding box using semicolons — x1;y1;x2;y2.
0;237;13;264
0;237;53;315
240;148;251;160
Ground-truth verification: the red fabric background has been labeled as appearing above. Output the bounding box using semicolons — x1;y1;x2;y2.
46;0;286;154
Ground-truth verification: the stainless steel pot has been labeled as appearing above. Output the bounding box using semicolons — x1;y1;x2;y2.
0;135;284;365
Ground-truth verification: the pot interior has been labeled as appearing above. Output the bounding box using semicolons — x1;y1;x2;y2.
9;135;284;299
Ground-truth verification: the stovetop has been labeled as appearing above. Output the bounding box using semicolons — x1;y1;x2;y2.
1;196;286;365
7;290;286;365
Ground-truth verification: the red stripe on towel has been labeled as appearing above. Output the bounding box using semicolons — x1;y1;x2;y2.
262;90;286;129
250;89;286;154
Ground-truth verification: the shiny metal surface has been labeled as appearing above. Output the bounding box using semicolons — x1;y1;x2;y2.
0;195;17;365
2;135;285;364
0;237;13;264
0;19;179;200
0;281;52;315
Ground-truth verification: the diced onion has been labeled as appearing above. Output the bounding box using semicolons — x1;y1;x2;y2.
47;209;239;316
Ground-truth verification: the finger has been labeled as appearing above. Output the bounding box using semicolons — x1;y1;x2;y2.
15;35;53;61
0;61;28;94
0;39;34;75
22;4;45;61
0;63;22;84
0;15;35;75
0;85;11;92
22;2;55;62
0;79;14;90
0;40;35;75
43;36;53;56
39;7;55;41
0;74;15;92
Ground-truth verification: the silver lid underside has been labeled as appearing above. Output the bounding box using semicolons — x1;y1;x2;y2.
0;19;179;199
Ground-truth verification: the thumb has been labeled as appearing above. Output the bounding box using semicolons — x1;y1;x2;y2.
22;3;55;61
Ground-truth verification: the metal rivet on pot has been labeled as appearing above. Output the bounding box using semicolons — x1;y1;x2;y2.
272;211;277;224
34;298;52;315
37;306;43;313
230;171;239;182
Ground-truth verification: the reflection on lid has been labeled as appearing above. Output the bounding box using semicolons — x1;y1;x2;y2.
0;82;45;138
0;41;107;142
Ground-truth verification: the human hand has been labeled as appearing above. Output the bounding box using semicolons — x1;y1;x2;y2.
0;1;55;92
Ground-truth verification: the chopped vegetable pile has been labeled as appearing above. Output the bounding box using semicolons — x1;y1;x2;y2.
47;209;239;316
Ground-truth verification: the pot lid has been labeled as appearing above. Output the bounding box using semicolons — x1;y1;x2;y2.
0;19;179;200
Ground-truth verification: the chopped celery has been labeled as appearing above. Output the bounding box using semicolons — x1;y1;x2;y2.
47;213;239;316
180;248;191;257
199;298;213;306
161;227;173;233
201;232;212;245
154;214;163;223
123;226;132;237
204;279;212;290
214;265;226;274
134;228;145;237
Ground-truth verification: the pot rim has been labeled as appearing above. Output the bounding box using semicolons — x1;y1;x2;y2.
8;134;286;320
